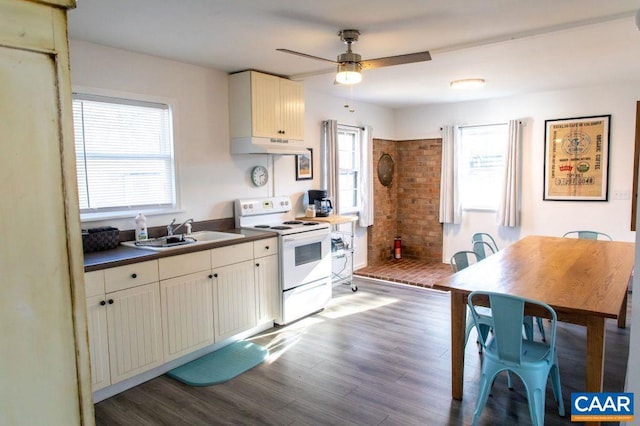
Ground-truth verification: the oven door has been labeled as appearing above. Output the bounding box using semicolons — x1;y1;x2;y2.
280;229;331;291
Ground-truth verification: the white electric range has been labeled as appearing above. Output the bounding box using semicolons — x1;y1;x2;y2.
235;196;332;325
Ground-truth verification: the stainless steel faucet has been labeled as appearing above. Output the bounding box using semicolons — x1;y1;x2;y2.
167;218;194;236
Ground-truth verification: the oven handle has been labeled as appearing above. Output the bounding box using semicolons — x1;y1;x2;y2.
282;229;330;243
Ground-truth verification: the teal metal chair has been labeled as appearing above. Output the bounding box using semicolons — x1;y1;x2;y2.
450;250;481;273
562;230;612;241
472;232;499;252
450;251;492;353
472;240;495;260
468;291;565;426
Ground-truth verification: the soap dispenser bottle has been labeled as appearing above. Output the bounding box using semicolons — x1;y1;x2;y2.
134;212;148;241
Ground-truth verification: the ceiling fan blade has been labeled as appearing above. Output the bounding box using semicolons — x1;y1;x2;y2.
276;48;337;65
360;51;431;70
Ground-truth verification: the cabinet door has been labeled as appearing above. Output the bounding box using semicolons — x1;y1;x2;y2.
86;295;110;391
255;254;279;324
213;260;257;341
280;78;305;141
106;282;163;383
160;271;214;361
251;71;280;138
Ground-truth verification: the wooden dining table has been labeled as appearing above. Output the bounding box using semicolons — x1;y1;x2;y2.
433;235;634;402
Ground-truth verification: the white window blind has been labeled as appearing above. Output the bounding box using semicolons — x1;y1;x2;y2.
459;124;508;210
337;126;360;213
72;94;176;214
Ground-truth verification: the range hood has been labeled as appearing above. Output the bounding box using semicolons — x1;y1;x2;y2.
231;137;310;155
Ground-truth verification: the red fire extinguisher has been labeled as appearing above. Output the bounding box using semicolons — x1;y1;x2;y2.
394;236;402;260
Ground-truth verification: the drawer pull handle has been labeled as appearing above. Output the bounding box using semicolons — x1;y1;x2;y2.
99;300;106;306
131;273;137;279
108;299;114;305
265;246;269;250
255;263;260;267
213;273;218;278
208;274;213;279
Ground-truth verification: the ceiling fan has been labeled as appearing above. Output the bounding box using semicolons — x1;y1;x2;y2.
277;29;431;85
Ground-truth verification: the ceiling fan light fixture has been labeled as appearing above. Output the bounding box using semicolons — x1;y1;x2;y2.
450;78;485;89
336;62;362;85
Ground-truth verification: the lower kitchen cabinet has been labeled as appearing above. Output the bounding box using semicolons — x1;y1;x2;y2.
160;271;214;361
85;270;111;391
85;237;279;395
212;259;257;341
106;282;164;383
85;267;164;390
254;238;279;324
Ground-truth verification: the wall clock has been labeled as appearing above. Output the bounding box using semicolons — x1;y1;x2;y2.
377;153;394;187
250;165;268;187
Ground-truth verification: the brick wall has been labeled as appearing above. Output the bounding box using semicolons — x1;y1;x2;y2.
368;138;443;265
369;139;398;264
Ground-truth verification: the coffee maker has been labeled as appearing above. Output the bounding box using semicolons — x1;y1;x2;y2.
308;189;333;217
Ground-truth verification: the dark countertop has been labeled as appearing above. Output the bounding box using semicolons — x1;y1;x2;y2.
84;228;278;272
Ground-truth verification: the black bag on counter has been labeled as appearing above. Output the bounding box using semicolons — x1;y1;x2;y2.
82;226;120;253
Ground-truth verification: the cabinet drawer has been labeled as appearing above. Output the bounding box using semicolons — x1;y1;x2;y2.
254;237;278;258
104;260;159;293
85;270;105;298
211;242;253;268
159;250;210;280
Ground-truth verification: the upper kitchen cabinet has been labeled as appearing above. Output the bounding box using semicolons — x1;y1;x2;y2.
229;70;307;154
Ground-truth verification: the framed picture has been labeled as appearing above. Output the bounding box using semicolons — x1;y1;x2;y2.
296;148;313;180
543;115;610;201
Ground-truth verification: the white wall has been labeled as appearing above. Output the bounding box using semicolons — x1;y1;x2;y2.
396;83;640;260
69;40;395;269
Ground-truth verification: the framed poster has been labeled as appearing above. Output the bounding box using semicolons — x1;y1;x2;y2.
543;115;610;201
295;148;313;180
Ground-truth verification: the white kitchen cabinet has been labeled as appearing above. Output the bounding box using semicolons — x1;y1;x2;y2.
106;282;163;383
229;70;304;141
85;270;110;392
253;238;279;324
211;242;257;340
159;251;214;361
86;261;163;388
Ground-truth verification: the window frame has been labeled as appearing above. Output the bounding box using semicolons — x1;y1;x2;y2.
336;125;362;215
72;88;180;222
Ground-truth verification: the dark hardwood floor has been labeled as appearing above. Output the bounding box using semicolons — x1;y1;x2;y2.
94;279;631;425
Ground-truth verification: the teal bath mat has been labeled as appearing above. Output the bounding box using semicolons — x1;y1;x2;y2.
166;341;268;386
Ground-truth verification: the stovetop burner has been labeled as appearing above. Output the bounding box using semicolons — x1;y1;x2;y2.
270;225;292;230
303;222;318;226
283;220;303;225
254;224;271;228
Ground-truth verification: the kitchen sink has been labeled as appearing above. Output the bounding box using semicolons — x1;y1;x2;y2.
121;230;244;252
189;230;245;242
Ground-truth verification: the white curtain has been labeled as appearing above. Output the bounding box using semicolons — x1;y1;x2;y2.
497;120;522;227
359;125;374;227
439;125;461;224
321;120;339;213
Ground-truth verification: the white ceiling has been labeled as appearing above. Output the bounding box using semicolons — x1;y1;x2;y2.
68;0;640;109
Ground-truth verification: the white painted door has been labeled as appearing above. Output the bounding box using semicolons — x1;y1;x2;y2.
251;71;280;138
255;254;279;324
86;295;111;391
160;271;214;361
106;283;163;383
0;6;83;421
213;260;257;341
280;78;304;140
